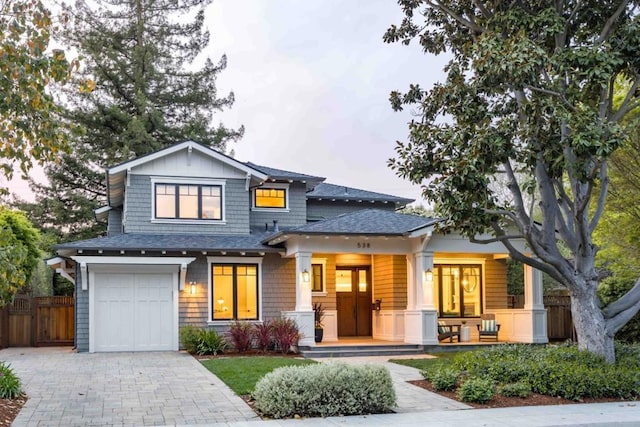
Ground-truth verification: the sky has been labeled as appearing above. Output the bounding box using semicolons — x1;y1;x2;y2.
7;0;449;204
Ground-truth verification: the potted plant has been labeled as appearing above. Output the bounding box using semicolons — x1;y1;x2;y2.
313;302;325;343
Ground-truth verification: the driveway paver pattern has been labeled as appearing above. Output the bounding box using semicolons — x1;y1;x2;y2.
0;347;257;426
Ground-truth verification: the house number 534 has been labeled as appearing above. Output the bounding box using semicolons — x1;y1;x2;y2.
357;242;371;248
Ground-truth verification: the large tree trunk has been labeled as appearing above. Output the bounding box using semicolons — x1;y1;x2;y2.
570;284;615;363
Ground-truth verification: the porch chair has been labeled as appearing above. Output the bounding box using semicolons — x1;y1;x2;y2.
477;313;500;341
437;321;460;342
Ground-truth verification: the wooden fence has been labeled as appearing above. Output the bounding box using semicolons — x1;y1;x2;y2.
0;296;74;348
508;294;575;341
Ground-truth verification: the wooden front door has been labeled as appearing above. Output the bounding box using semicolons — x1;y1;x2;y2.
336;267;372;337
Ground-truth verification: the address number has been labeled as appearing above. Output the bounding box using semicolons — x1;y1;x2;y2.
357;242;371;248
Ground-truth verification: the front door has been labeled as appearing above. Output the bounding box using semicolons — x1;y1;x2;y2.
336;267;372;337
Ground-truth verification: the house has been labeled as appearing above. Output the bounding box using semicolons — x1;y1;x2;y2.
49;140;548;352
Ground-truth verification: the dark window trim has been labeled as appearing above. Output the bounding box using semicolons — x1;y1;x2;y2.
154;183;222;220
254;187;288;209
311;263;324;292
211;263;259;321
436;264;483;318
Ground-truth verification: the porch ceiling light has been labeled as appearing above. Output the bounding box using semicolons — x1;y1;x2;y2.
462;279;477;293
301;269;310;284
423;269;433;283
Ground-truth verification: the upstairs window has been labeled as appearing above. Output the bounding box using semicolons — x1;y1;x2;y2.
155;183;222;220
255;188;286;208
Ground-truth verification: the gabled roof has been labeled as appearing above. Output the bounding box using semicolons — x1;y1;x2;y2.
54;232;281;254
263;209;438;244
106;141;269;207
306;183;413;206
245;162;325;189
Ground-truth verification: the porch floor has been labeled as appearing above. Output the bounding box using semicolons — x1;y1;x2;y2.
316;337;505;347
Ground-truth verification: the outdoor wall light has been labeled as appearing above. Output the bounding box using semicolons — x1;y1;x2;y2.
301;269;310;284
190;281;197;295
423;269;433;283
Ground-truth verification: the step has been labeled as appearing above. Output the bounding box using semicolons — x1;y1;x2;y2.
299;344;424;358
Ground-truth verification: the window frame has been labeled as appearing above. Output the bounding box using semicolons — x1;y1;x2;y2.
207;256;263;324
310;258;327;295
435;262;484;318
251;183;290;212
150;177;226;224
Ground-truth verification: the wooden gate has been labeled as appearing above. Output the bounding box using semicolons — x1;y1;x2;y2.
0;296;74;348
507;294;575;341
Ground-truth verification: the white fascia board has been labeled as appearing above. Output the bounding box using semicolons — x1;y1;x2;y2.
108;140;268;181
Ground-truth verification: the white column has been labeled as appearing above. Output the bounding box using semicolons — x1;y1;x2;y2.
404;251;438;345
295;252;312;311
416;251;435;310
524;264;544;310
406;255;416;310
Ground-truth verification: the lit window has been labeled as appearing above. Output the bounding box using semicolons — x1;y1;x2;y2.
311;263;323;292
155;184;222;220
212;264;258;320
436;264;482;318
255;188;286;208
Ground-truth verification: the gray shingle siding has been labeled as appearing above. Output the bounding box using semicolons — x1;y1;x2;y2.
250;182;307;229
75;264;89;352
262;254;296;318
307;200;397;220
179;255;210;328
107;208;123;235
123;175;250;235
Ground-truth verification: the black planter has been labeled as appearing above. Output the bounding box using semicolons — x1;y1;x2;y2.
314;328;324;343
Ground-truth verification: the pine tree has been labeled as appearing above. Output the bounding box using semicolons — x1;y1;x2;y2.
17;0;242;240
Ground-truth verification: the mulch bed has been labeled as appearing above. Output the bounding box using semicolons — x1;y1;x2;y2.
0;395;27;427
409;380;634;408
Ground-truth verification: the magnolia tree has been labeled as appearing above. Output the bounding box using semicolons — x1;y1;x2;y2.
385;1;640;362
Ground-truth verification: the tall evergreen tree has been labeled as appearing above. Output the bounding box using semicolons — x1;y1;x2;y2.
17;0;242;240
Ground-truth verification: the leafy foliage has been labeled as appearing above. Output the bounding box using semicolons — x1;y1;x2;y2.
19;0;242;240
179;325;201;354
429;367;458;391
386;0;640;362
457;378;495;403
195;329;227;356
0;207;41;306
253;363;396;418
499;382;532;398
271;318;301;354
0;362;22;399
227;321;253;353
0;0;89;187
253;320;274;353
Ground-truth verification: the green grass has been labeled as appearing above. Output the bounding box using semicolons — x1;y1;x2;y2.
201;356;316;395
389;352;459;371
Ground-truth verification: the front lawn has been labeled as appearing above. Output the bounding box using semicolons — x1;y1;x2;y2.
390;352;458;371
201;356;316;395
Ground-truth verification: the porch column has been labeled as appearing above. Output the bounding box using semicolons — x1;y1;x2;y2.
522;264;548;343
404;251;438;345
284;252;315;347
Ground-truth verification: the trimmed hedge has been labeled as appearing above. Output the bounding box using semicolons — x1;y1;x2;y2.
253;362;396;418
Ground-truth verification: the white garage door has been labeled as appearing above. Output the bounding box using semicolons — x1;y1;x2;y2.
93;272;175;352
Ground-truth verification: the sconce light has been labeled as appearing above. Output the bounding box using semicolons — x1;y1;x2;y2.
189;281;197;295
423;269;433;283
301;269;310;284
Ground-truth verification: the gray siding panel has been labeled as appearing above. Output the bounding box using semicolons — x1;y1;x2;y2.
250;182;307;228
179;255;210;328
124;175;250;235
75;264;89;352
107;209;123;235
307;200;397;220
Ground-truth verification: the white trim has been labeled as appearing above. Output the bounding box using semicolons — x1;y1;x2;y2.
251;182;290;212
150;176;226;223
311;257;327;295
109;140;269;180
207;256;264;323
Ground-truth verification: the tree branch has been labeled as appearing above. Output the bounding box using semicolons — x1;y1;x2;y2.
429;1;485;34
589;162;609;232
603;277;640;319
596;0;631;44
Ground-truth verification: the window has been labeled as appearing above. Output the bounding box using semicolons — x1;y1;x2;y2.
311;263;323;292
211;264;258;320
155;183;222;220
255;187;286;208
436;264;482;317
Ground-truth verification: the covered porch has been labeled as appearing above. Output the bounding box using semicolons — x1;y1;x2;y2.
268;221;548;348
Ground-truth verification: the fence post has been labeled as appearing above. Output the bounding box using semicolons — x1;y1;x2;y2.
31;297;38;347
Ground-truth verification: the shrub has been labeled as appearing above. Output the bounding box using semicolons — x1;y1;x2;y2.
253;362;396;418
457;378;495;403
196;329;228;356
227;321;253;352
0;362;22;399
430;368;459;391
253;320;274;352
180;325;201;354
499;382;531;398
272;318;301;354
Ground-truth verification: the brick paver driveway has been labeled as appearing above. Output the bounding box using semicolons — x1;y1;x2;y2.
0;347;257;426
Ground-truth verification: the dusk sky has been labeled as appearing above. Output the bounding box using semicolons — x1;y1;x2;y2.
7;0;449;205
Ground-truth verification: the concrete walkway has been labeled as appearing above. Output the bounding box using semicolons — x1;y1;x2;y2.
0;347;257;426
